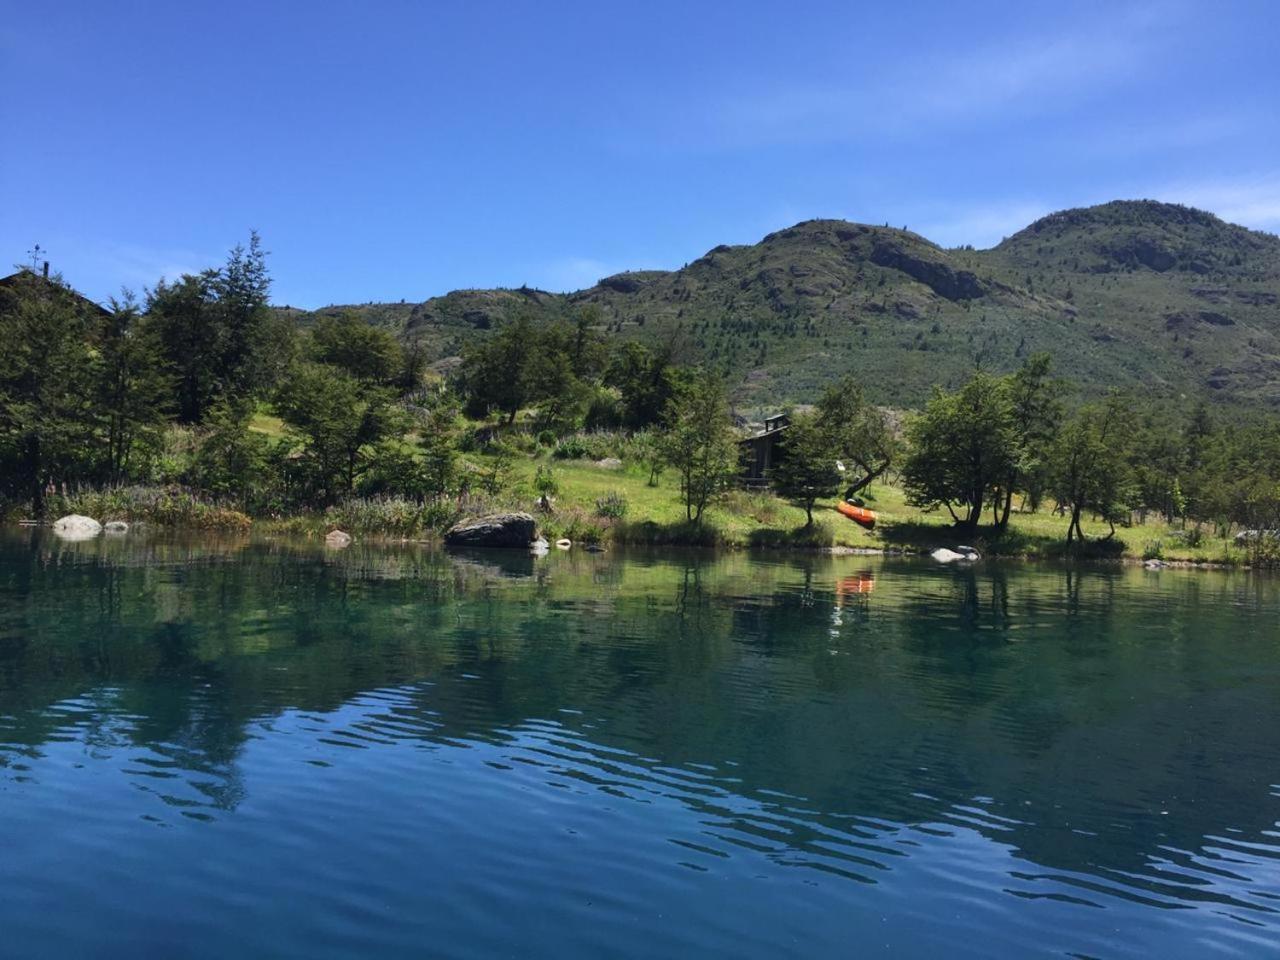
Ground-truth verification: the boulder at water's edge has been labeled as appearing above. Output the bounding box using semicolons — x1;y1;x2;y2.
444;512;537;549
52;515;102;540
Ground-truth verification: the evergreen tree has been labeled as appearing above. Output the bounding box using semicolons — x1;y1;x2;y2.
0;270;100;513
96;293;171;483
769;412;841;526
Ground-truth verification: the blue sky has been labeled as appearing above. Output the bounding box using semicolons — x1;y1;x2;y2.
3;0;1278;307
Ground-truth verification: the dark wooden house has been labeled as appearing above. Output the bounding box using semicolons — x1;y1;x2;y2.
738;413;790;486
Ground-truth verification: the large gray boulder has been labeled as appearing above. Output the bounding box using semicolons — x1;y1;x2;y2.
52;515;102;541
444;512;537;549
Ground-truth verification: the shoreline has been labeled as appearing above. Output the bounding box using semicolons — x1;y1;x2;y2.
10;518;1261;571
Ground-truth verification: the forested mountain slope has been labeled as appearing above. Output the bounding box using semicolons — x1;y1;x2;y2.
279;201;1280;408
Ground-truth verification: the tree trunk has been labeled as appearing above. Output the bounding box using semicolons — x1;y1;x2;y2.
1000;488;1014;530
805;501;814;528
843;462;889;499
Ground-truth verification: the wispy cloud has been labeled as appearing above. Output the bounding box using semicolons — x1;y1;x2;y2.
703;2;1177;148
73;240;211;297
530;255;665;293
1151;175;1280;231
914;201;1055;249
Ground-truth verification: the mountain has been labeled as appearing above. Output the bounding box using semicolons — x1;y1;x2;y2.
280;201;1280;409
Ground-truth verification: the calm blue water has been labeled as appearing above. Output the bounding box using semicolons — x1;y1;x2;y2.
1;531;1278;958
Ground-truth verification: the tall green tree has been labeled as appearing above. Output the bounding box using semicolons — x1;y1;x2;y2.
148;234;283;423
0;270;100;513
770;412;842;526
459;314;535;423
275;361;402;502
95;293;171;483
309;311;404;384
605;341;678;429
813;376;897;499
659;372;738;524
901;371;1019;531
997;353;1064;526
1048;398;1132;544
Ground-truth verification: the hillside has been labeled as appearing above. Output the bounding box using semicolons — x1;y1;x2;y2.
280;201;1280;409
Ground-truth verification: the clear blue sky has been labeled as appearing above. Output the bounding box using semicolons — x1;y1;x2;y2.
3;0;1277;307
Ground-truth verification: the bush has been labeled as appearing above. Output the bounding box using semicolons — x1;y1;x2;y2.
1141;540;1164;561
595;491;628;519
48;485;252;530
324;497;459;538
553;436;593;460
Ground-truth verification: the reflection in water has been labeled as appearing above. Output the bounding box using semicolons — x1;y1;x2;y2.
1;532;1278;958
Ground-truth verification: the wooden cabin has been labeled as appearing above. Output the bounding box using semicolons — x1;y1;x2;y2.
738;414;790;486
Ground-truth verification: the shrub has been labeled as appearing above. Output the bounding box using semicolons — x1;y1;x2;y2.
595;491;628;519
1141;540;1164;561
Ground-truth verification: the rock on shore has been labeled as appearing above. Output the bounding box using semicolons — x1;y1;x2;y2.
52;515;102;540
444;512;537;549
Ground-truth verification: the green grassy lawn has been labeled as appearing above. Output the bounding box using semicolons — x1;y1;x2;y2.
241;404;1244;563
481;449;1244;562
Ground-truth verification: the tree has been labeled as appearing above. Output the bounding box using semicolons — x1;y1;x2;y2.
459;314;535;423
95;293;171;483
770;412;841;526
148;234;281;423
813;376;897;499
901;372;1019;531
190;399;274;507
419;424;457;500
0;269;99;513
1048;398;1132;544
605;341;678;429
275;362;401;502
659;372;738;523
998;353;1064;526
309;311;403;384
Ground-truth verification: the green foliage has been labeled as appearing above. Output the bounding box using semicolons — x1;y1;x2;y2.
595;491;628;519
458;308;605;426
812;375;897;497
190;400;276;508
96;293;172;483
902;372;1019;530
148;233;285;423
658;372;738;524
275;361;402;502
1048;398;1133;544
309;311;404;383
769;412;842;526
0;270;100;513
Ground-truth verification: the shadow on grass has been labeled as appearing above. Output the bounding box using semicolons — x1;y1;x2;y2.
747;521;835;549
879;520;1126;559
613;519;722;547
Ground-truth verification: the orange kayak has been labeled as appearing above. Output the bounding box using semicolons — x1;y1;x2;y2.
836;501;877;529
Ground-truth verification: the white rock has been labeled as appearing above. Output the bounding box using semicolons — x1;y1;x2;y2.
325;529;352;548
530;537;550;556
555;538;572;550
52;515;101;541
103;520;129;535
932;546;979;563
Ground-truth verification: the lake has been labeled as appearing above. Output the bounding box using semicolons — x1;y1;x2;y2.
1;530;1278;959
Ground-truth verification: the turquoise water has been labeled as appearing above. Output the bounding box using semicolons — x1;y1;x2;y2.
1;531;1278;958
